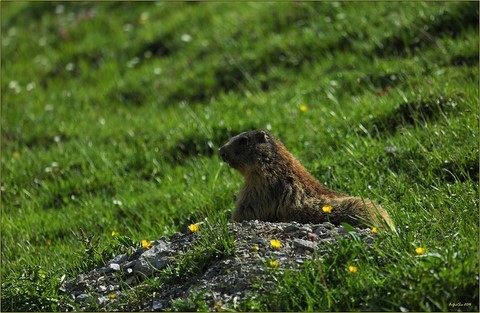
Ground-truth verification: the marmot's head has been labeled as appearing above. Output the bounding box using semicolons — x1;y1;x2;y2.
219;130;276;176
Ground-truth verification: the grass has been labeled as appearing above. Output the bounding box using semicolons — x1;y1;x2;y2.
1;1;478;311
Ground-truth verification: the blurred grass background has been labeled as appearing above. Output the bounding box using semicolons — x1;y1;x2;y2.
1;2;478;311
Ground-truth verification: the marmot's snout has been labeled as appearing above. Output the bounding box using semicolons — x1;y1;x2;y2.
219;143;242;170
218;145;229;163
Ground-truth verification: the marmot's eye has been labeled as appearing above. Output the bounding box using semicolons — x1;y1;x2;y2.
238;136;249;145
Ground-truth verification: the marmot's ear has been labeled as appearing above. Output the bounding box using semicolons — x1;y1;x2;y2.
257;130;268;143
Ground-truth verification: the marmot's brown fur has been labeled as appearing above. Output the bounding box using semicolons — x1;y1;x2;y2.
219;130;394;230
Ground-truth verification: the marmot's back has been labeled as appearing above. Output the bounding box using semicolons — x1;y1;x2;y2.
219;130;394;230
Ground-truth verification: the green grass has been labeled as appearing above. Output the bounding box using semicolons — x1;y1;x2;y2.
1;2;478;311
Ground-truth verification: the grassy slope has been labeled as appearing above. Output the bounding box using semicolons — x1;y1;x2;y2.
1;2;478;311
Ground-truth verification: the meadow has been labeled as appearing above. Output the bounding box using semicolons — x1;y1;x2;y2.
1;2;478;311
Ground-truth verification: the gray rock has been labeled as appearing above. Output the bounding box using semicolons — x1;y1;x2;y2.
284;224;301;233
338;225;348;234
59;281;74;293
321;222;335;229
251;236;266;245
99;284;107;291
96;266;113;275
124;276;134;285
108;253;128;265
122;260;135;269
314;226;328;237
62;221;375;312
293;238;317;252
300;225;313;233
152;299;163;310
109;263;121;271
126;249;146;262
97;295;109;305
75;293;93;303
133;240;172;276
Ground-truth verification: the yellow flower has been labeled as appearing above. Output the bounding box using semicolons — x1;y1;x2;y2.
108;293;116;300
348;265;358;273
252;244;259;252
138;12;149;25
415;247;426;255
13;151;20;159
188;223;200;233
213;300;222;311
270;239;282;250
269;260;279;268
299;104;308;112
45;239;52;246
111;231;119;237
371;227;378;234
322;205;333;213
141;240;152;249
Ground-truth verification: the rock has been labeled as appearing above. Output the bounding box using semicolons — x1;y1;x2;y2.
97;266;113;275
314;226;329;237
59;281;74;293
98;285;107;292
61;221;375;312
321;222;335;230
152;299;163;310
133;240;172;276
75;293;93;303
109;263;121;271
124;276;134;285
124;260;136;269
97;295;109;305
293;238;317;252
338;225;348;234
108;253;128;265
127;249;145;262
284;224;301;233
251;236;266;245
230;280;246;293
300;225;313;233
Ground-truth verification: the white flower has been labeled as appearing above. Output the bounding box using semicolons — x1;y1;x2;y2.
9;81;21;94
26;82;36;91
66;63;75;72
181;34;192;42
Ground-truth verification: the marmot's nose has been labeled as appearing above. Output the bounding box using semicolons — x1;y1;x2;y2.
218;146;227;161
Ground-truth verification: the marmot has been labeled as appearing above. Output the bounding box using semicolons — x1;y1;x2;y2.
219;130;394;230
